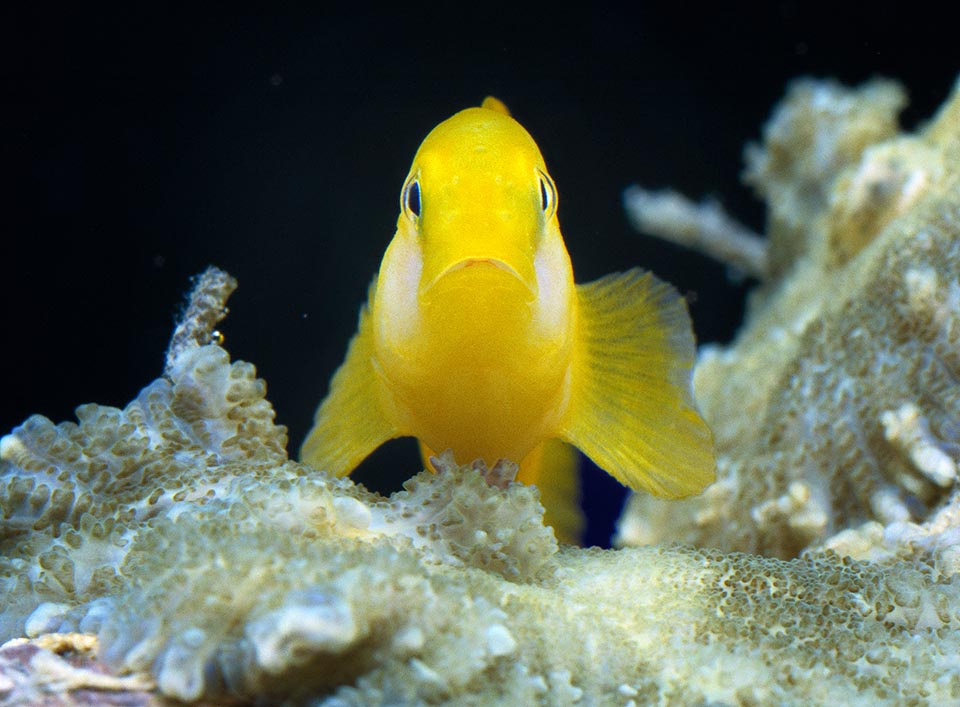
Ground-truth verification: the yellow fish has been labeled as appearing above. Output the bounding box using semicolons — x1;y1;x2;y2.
301;97;715;538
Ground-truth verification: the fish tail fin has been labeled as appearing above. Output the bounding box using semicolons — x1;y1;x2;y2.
518;439;583;544
300;289;401;476
559;269;716;498
481;96;511;116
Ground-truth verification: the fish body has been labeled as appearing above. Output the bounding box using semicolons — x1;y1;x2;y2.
301;98;715;535
372;102;575;467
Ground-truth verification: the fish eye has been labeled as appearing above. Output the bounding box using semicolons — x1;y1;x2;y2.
402;178;421;220
537;169;557;218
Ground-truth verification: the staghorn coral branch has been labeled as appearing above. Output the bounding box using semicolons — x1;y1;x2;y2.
623;185;768;279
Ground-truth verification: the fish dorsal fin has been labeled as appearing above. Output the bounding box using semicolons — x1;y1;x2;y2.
300;282;401;475
560;269;716;498
481;96;511;116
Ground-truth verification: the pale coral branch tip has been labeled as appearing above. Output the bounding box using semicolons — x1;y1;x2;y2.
622;186;768;279
164;265;238;376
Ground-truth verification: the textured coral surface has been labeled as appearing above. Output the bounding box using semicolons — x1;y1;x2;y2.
4;343;960;706
2;319;960;705
4;76;960;706
619;76;960;560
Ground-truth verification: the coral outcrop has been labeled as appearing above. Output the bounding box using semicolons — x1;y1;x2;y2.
4;76;960;705
4;343;960;705
619;76;960;560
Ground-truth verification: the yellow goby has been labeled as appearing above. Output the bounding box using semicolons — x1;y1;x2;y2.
301;98;715;531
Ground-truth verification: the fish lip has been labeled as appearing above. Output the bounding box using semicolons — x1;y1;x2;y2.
447;257;520;277
425;257;533;293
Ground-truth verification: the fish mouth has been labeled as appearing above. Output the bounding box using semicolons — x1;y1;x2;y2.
424;257;534;295
446;258;521;278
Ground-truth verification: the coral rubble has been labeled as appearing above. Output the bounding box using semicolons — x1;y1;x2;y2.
4;76;960;705
620;76;960;560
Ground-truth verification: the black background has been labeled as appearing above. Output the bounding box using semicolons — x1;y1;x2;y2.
3;4;957;546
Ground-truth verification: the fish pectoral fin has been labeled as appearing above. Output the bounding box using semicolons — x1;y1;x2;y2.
559;269;716;498
300;299;400;476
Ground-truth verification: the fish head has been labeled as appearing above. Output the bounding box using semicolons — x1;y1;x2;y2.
375;100;574;348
